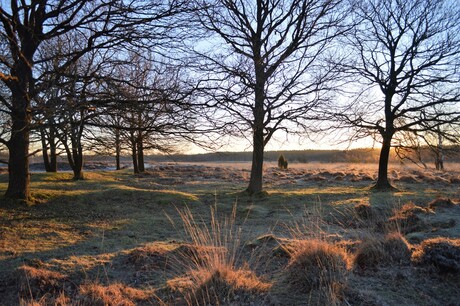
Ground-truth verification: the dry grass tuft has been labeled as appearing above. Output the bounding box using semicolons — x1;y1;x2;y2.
387;202;429;233
412;238;460;274
283;239;350;291
78;282;152;306
354;232;412;270
19;290;70;306
354;202;373;220
168;266;271;305
18;265;67;298
383;232;412;262
166;204;271;304
428;197;456;210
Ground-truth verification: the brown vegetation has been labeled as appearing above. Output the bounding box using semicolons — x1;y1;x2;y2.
412;238;460;274
354;232;412;270
2;163;459;305
283;239;350;290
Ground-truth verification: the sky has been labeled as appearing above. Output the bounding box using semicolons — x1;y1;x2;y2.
184;131;377;155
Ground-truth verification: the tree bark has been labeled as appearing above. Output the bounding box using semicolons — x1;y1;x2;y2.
5;107;30;200
115;128;121;170
49;126;57;172
72;144;84;180
247;125;264;194
131;135;139;174
40;128;51;172
246;57;265;194
373;134;394;190
137;137;145;173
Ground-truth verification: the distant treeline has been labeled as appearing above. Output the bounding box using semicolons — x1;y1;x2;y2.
145;146;460;164
7;146;460;167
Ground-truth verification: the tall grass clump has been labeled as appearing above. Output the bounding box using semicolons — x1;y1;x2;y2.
276;203;351;305
412;238;460;274
166;205;271;305
354;232;412;270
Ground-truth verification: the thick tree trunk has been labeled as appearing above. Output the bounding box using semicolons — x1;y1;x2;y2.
373;134;394;190
246;59;265;194
72;157;84;180
137;138;145;173
247;126;264;194
72;146;84;180
5;109;30;200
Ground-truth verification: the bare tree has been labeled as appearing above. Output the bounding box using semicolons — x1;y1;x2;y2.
0;0;188;200
336;0;460;189
106;55;193;173
191;0;347;194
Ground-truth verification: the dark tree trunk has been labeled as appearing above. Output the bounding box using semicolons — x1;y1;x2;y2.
40;128;51;172
131;136;139;174
41;126;58;173
49;126;57;172
115;129;121;170
137;138;145;173
72;144;84;180
246;60;265;194
247;125;264;194
373;134;394;190
5;107;30;200
5;51;35;200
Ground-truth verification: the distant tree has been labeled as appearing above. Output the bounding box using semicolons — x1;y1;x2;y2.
336;0;460;189
88;113;125;170
191;0;348;194
278;154;288;169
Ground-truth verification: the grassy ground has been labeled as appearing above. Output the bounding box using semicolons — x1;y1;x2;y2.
0;163;459;305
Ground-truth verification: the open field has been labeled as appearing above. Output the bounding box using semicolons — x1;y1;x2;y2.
0;162;459;305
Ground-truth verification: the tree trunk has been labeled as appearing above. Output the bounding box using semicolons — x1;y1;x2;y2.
40;128;51;172
115;129;121;170
247;125;264;194
72;145;84;180
246;59;265;194
373;134;394;190
72;155;84;180
137;138;145;173
49;126;57;172
131;136;139;174
5;106;30;200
